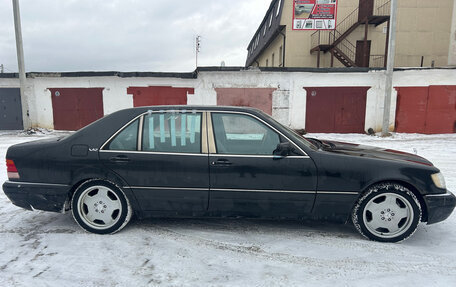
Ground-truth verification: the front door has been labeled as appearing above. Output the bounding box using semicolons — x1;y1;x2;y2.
208;112;317;218
99;111;209;213
355;40;371;67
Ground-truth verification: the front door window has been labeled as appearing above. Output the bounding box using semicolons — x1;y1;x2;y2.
211;113;280;155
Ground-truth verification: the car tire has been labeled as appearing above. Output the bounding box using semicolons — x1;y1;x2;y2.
352;182;422;243
71;179;132;234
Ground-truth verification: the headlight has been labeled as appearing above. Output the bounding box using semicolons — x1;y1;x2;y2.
431;172;446;189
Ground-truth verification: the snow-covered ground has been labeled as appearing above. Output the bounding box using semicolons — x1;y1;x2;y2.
1;131;455;286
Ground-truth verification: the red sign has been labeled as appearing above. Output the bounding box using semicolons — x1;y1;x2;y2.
293;0;338;30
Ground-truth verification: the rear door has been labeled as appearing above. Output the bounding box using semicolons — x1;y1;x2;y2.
207;111;317;218
99;110;209;213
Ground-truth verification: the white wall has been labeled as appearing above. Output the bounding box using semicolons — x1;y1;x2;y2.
449;0;456;66
1;68;455;132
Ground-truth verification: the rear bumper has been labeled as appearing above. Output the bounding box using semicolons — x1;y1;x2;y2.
424;191;456;225
2;181;70;213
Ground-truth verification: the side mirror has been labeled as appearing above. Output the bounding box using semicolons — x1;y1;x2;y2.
273;142;292;159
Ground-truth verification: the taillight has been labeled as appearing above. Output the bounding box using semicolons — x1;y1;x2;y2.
6;159;20;179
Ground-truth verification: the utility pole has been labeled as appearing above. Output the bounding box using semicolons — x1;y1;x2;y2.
381;0;397;137
195;35;201;69
12;0;30;129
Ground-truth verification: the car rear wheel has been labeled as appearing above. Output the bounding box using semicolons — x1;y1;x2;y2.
352;183;422;242
71;179;132;234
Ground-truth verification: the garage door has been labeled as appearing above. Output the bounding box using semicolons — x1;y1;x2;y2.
395;86;456;134
127;86;192;107
215;88;275;115
305;87;369;133
50;88;104;131
0;88;23;130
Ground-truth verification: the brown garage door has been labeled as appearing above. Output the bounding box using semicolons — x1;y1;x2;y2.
50;88;104;131
395;86;456;134
215;88;275;115
305;87;369;133
127;86;192;107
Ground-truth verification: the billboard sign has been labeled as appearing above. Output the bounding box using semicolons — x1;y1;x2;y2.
293;0;338;30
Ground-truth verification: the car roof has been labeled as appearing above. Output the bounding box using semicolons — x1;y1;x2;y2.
127;105;263;113
64;105;266;145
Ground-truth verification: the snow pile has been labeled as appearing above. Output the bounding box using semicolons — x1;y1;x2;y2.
0;132;455;286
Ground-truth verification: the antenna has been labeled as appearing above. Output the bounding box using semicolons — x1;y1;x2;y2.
195;35;201;69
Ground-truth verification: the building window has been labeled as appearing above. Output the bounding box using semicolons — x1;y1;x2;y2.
279;46;283;66
276;0;281;16
266;59;269;67
269;13;273;27
272;53;275;67
264;25;267;36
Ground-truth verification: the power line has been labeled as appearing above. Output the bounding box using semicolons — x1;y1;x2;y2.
0;64;15;73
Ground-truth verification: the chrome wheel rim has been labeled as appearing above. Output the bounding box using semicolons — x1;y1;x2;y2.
363;193;414;239
77;185;122;230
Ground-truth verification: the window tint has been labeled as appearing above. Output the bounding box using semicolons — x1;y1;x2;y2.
142;112;202;153
212;113;280;155
107;119;139;151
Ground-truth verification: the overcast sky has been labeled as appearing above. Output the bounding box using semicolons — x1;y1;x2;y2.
0;0;271;72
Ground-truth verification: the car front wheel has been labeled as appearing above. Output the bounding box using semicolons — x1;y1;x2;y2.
352;183;422;242
71;179;132;234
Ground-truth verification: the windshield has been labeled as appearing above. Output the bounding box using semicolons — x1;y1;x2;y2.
259;111;318;151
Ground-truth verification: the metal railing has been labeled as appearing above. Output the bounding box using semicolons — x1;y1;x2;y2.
336;40;356;64
311;6;359;48
375;0;391;16
335;7;360;41
369;55;386;67
310;30;329;49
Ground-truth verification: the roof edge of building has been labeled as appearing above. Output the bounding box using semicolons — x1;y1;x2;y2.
1;66;455;79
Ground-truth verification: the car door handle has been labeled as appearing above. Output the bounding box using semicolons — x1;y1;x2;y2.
109;155;130;163
211;159;232;166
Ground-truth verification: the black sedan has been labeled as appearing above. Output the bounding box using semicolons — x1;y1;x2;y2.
3;106;455;242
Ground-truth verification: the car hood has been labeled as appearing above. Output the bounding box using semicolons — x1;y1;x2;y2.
318;139;433;166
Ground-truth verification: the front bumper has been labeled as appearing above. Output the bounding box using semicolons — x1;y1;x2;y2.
2;180;70;213
424;190;456;224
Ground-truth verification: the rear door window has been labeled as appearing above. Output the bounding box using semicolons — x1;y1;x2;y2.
142;112;202;153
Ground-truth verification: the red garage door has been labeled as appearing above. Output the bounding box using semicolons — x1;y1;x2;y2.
395;86;456;134
50;88;104;131
127;86;192;107
215;88;275;115
305;87;369;133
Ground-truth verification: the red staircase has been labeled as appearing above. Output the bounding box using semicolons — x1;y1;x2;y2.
310;0;391;67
